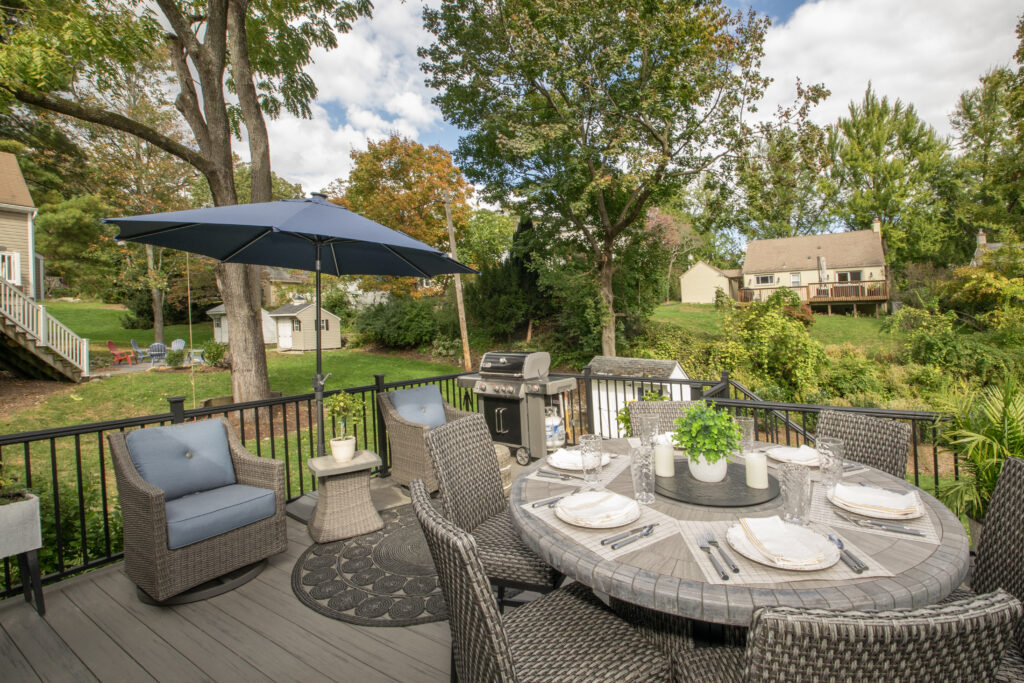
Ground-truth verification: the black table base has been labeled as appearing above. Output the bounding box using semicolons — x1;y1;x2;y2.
655;462;779;507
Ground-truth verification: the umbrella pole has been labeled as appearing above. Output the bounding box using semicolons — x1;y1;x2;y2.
314;244;327;459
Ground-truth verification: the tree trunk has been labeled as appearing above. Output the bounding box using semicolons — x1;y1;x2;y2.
666;254;677;303
599;253;616;357
145;244;165;344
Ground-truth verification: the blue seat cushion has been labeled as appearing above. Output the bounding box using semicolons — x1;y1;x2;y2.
164;484;276;550
125;421;237;501
389;385;447;429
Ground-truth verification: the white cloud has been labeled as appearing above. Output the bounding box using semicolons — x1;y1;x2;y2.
758;0;1024;136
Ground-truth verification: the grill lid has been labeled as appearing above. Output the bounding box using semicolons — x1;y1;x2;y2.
478;351;550;379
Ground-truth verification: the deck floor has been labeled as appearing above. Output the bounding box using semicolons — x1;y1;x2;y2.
0;512;453;682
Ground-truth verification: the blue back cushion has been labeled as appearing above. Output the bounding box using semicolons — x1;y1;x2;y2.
125;421;237;500
390;385;447;429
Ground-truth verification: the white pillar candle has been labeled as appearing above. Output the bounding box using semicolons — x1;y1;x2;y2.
654;443;675;477
745;450;769;489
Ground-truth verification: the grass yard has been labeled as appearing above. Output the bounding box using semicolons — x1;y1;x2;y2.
651;303;723;334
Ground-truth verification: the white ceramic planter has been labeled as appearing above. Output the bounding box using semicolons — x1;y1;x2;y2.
330;436;357;462
0;493;42;558
688;455;728;483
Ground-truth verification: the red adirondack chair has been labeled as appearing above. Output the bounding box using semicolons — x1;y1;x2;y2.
107;340;134;365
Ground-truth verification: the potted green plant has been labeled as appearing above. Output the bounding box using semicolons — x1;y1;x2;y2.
937;376;1023;546
324;391;366;461
0;465;41;561
672;402;741;483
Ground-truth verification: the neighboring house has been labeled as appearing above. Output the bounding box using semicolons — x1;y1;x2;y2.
678;261;741;304
586;356;691;438
970;230;1006;267
261;267;308;307
269;302;341;351
206;304;278;345
741;225;889;315
0;152;43;300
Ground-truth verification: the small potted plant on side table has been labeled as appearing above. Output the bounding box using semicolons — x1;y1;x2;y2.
0;465;44;614
324;391;366;462
672;402;741;483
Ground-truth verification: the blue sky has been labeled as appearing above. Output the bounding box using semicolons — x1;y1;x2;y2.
259;0;1024;193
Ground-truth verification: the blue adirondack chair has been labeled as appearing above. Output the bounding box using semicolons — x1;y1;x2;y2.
131;339;151;362
148;343;167;365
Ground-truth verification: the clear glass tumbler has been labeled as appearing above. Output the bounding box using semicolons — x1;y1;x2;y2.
579;434;604;487
633;414;658;448
779;462;812;525
816;436;845;496
735;417;755;454
631;446;656;505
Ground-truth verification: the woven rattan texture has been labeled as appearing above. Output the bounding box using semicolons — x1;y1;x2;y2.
426;414;558;591
378;392;474;492
108;418;287;602
628;401;694;435
816;410;912;478
410;479;672;683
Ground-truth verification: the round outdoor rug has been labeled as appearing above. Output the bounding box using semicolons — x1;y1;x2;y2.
291;503;447;627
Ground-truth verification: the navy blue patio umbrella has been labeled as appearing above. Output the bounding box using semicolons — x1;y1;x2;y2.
105;193;475;457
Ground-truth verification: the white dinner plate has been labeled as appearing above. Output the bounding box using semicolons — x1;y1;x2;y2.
547;448;612;471
726;522;840;571
827;489;924;520
764;445;820;467
553;491;641;529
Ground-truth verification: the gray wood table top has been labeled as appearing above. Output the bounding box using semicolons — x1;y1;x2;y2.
509;439;971;626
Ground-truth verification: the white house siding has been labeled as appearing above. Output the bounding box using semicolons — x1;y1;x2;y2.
679;262;732;304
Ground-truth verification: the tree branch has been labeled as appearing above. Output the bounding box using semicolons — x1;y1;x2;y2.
154;0;202;58
165;33;210;152
9;88;210;172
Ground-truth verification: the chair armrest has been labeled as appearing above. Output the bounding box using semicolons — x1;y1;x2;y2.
443;404;476;423
220;419;285;497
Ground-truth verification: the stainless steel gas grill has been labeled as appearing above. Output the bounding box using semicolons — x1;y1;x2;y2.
457;351;577;465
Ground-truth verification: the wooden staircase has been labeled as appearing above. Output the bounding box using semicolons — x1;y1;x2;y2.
0;278;89;382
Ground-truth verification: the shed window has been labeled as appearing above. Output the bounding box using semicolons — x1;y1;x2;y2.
292;320;302;331
837;270;863;283
790;273;801;286
214;318;220;328
755;274;773;286
321;319;329;331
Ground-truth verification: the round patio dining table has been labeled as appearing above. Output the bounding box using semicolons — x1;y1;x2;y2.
509;439;971;627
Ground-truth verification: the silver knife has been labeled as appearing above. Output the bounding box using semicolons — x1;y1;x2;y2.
860;520;926;536
601;523;659;546
538;469;585;481
610;524;656;550
532;494;566;508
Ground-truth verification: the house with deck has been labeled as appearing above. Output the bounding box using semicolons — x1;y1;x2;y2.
741;226;890;316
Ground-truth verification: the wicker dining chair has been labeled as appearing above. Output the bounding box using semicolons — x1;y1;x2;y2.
627;400;693;435
409;478;673;683
679;591;1022;682
424;414;560;608
816;409;912;478
377;388;474;492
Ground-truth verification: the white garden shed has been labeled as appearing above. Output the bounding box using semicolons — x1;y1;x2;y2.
269;302;342;351
206;303;278;345
586;356;691;438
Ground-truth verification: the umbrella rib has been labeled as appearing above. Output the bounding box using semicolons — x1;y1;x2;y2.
113;222;204;240
380;245;433;278
330;243;341;276
221;228;275;262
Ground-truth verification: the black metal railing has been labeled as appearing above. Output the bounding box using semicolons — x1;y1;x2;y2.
0;367;948;600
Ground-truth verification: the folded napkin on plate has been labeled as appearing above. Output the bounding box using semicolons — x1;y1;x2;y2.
738;516;824;566
770;445;819;464
548;447;578;460
832;482;919;515
557;491;638;526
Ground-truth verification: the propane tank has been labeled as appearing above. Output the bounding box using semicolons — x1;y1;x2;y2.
545;407;566;451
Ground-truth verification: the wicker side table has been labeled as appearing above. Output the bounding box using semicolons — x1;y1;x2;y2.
307;452;384;543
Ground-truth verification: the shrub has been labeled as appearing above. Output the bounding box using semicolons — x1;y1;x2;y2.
202;339;228;367
821;347;882;399
432;336;462;358
356;296;438;348
165;349;186;368
321;287;354;325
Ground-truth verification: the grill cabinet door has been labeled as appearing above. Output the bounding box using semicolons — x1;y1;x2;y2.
480;397;522;445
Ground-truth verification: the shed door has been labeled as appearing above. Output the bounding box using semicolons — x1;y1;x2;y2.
278;320;292;349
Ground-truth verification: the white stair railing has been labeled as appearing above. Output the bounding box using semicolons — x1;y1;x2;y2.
0;278;89;377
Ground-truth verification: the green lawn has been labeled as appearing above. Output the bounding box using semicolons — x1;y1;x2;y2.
651;303;722;334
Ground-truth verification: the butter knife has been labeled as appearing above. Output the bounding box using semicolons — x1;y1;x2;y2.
611;524;656;550
537;469;586;481
835;511;926;536
601;523;659;546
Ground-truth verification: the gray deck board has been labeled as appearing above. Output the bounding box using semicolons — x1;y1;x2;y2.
0;518;452;683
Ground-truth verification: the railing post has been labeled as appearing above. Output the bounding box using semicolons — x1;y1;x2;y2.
582;365;595;436
374;373;390;477
168;396;186;424
721;370;730;399
37;304;48;346
81;338;90;377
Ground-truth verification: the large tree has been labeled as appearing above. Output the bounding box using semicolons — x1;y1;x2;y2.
421;0;769;355
0;0;370;401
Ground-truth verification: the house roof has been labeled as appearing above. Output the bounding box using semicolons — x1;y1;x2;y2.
743;230;885;274
587;356;685;379
269;302;339;319
0;152;34;209
682;261;741;280
207;303;270;316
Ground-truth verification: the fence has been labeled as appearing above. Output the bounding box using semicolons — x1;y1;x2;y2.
0;368;948;600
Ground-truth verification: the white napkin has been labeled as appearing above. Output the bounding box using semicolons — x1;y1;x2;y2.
832;482;920;515
556;491;639;527
653;432;675;446
768;445;820;465
547;448;610;471
738;516;825;566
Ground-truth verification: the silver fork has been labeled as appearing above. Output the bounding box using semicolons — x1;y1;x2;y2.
706;532;739;573
697;533;729;580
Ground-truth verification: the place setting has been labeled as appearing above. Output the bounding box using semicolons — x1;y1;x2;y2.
810;479;940;542
526;434;631;489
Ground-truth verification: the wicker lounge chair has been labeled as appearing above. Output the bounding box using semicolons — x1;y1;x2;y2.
108;418;287;603
424;414;560;609
678;591;1022;682
377;386;474;492
628;400;693;434
816;409;912;478
409;478;672;683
